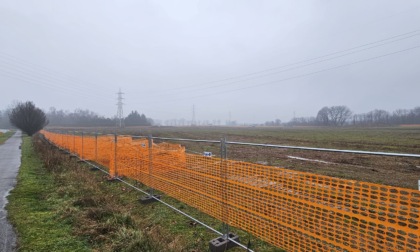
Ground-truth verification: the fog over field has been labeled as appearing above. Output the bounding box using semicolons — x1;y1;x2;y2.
1;0;419;124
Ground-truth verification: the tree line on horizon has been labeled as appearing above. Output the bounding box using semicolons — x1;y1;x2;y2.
47;107;153;127
286;105;420;127
2;102;420;130
0;104;152;129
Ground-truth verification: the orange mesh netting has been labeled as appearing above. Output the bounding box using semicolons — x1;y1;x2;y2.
42;131;420;252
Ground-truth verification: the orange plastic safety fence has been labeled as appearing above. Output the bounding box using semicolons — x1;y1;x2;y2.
42;131;420;252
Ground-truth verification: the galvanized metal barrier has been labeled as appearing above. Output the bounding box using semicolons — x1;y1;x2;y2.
42;130;420;252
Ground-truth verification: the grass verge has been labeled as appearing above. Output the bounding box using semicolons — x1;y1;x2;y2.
6;136;90;251
0;130;15;144
8;134;282;251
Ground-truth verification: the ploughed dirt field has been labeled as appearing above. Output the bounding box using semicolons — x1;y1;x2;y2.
50;126;420;189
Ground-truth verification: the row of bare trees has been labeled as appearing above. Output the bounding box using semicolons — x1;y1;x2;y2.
287;106;420;127
47;107;114;127
352;107;420;126
264;119;282;126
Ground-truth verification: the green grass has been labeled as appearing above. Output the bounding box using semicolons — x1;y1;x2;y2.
0;130;15;144
6;136;90;252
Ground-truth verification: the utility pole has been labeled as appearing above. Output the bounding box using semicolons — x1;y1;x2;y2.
116;88;124;128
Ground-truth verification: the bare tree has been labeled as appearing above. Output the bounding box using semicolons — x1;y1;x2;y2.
328;106;352;126
296;106;420;126
316;107;330;126
372;109;390;125
315;106;352;126
9;101;48;136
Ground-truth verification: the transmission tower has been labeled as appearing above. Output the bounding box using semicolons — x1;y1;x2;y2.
191;104;196;126
116;88;124;128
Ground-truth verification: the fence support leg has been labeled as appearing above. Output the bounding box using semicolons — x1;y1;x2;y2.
140;134;160;204
107;134;120;182
77;132;85;163
69;131;77;158
81;132;84;160
59;130;67;153
91;132;99;171
209;137;239;252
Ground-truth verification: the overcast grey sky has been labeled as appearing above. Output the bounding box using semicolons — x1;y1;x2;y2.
1;0;419;124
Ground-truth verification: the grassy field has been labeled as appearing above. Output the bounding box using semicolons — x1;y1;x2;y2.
8;135;281;252
52;125;420;189
0;130;14;144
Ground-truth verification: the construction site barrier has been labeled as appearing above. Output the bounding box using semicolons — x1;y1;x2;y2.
41;130;420;252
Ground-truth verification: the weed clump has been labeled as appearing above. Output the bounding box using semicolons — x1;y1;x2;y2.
33;136;65;172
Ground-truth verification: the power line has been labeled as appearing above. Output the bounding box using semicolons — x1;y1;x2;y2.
0;68;114;103
126;30;420;103
134;45;420;105
0;52;114;97
1;31;418;113
186;45;420;99
0;62;115;103
0;52;111;89
175;33;420;95
0;65;114;102
0;67;113;101
162;29;420;92
2;29;418;106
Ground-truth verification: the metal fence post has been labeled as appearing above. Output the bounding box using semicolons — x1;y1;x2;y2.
81;132;84;160
90;132;100;171
69;131;77;159
73;131;76;154
209;137;239;251
140;134;160;203
114;133;118;177
95;132;98;162
107;133;120;180
221;137;229;237
148;134;153;194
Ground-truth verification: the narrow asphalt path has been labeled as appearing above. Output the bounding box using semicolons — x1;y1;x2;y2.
0;131;22;252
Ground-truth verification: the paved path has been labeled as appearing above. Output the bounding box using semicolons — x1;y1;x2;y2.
0;131;21;252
